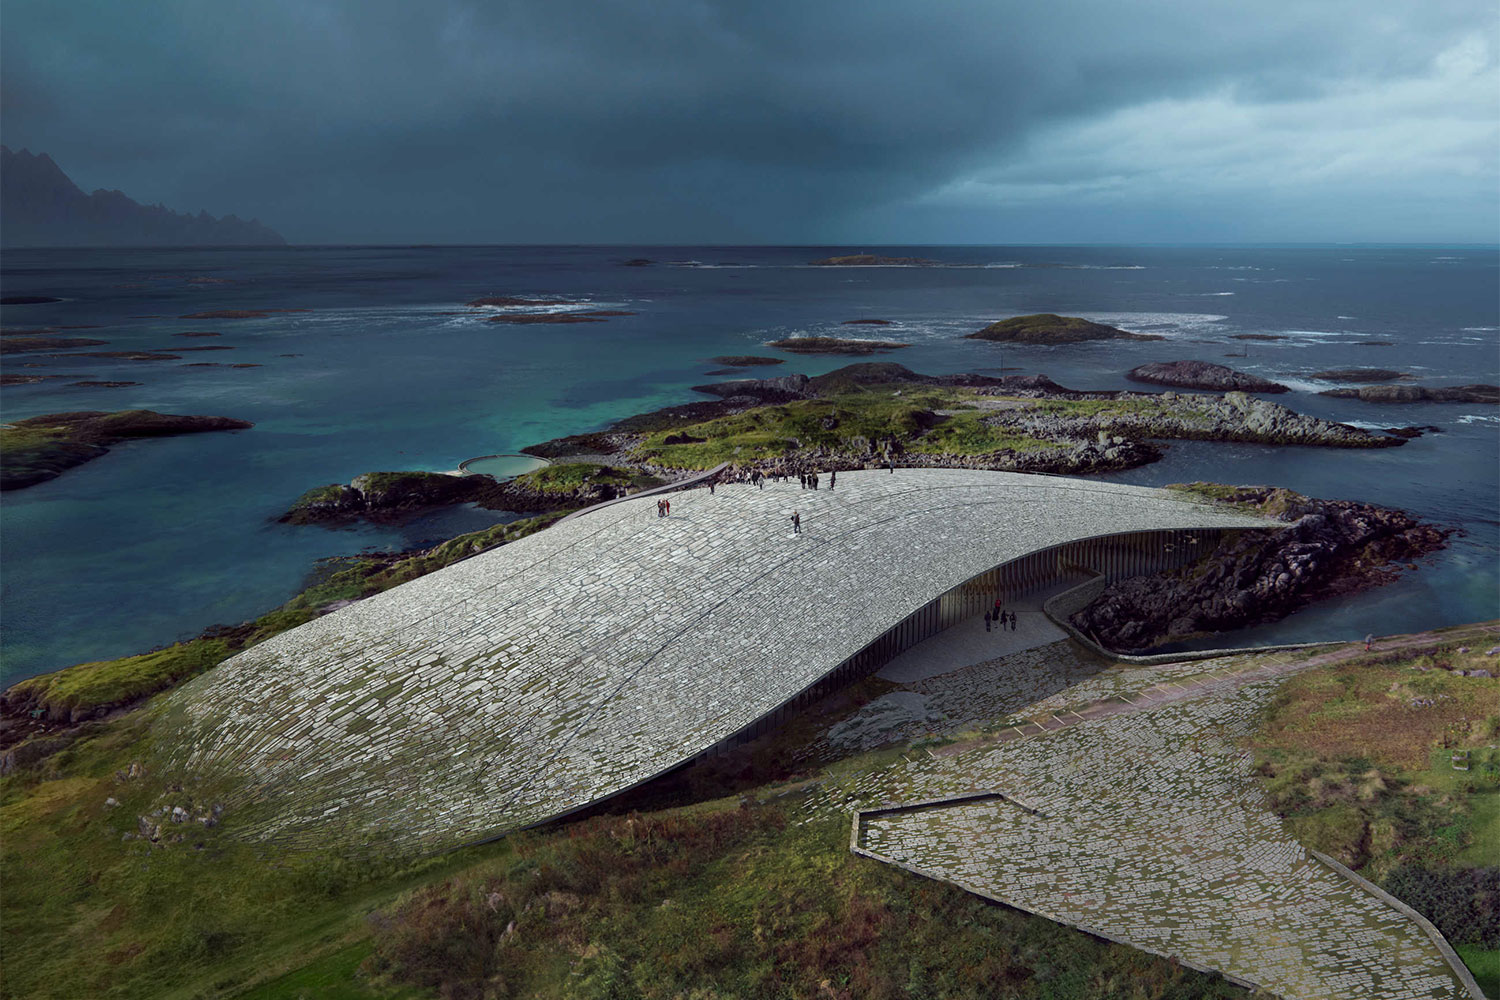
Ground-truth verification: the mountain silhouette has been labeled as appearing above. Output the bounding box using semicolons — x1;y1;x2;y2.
1;146;284;247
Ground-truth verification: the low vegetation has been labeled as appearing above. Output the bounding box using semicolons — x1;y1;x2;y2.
509;462;663;495
1250;625;1500;992
629;387;1059;469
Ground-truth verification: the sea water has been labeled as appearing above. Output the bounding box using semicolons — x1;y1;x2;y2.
1;244;1496;684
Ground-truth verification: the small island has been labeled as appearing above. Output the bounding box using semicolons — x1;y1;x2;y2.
764;336;910;355
1310;368;1412;382
808;254;939;266
487;313;607;324
1127;361;1288;393
466;295;571;307
1;410;254;490
1;334;110;354
966;313;1164;344
709;355;784;367
1319;384;1498;404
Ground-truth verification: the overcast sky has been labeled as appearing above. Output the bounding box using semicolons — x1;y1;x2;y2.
3;0;1496;244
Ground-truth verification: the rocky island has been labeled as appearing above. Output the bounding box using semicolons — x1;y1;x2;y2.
0;410;254;490
1319;384;1498;404
808;253;939;266
966;313;1164;344
1127;360;1289;393
709;355;785;366
764;336;910;355
1;334;110;355
1310;368;1413;382
516;362;1406;484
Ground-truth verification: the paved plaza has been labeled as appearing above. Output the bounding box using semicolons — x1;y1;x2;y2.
799;652;1475;999
156;469;1271;849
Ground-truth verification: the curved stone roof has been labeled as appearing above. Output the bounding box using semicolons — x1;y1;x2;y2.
160;469;1275;849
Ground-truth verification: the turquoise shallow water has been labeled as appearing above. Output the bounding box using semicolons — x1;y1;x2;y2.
1;245;1496;683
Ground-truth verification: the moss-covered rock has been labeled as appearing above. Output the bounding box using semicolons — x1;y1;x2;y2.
279;471;486;524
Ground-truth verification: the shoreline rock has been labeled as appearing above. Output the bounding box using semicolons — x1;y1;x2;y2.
1071;484;1451;652
1127;361;1288;393
966;313;1164;344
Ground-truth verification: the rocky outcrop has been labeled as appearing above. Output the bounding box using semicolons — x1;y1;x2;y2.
977;390;1404;450
1310;369;1412;383
280;472;491;524
1;335;109;354
467;296;571;307
1071;485;1451;652
692;373;812;400
808;254;938;266
709;355;784;367
765;336;909;354
966;313;1163;343
1319;385;1498;404
487;314;607;324
1;410;253;490
1127;361;1288;393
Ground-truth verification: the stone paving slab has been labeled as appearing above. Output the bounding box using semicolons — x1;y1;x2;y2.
155;469;1273;849
825;663;1471;999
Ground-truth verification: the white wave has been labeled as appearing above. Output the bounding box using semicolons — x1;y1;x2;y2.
1192;291;1235;296
1457;413;1500;424
1461;326;1498;332
1062;264;1147;270
1337;315;1356;320
984;262;1023;268
1273;376;1339;394
1337;419;1393;430
1076;312;1228;338
1278;329;1345;339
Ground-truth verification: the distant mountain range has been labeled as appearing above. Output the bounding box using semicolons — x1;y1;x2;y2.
1;146;284;247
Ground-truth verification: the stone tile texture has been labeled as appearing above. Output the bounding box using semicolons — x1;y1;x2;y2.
157;469;1270;849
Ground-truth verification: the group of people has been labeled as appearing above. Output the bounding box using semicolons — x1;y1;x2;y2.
985;603;1017;632
650;464;847;531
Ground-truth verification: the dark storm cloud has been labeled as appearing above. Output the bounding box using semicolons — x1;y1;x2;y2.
3;0;1495;242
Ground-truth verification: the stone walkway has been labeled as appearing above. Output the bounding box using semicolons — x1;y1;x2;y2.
803;649;1473;999
876;581;1074;683
157;469;1272;849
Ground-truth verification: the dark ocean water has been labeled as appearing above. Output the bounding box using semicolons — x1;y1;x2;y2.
1;245;1496;684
